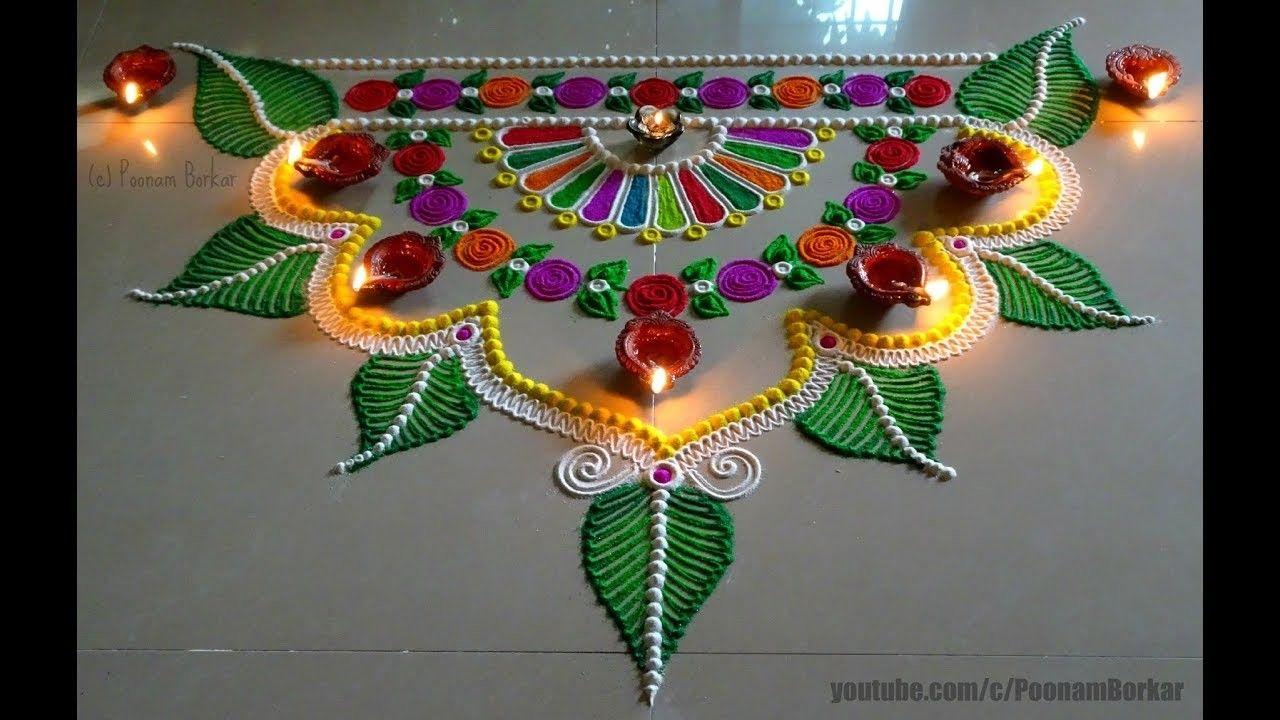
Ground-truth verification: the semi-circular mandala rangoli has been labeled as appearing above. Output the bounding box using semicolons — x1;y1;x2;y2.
130;17;1154;703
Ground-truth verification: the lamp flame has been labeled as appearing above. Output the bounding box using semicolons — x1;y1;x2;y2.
1025;157;1045;176
351;264;367;291
649;366;668;394
122;81;141;104
925;277;950;302
287;139;303;165
1145;71;1169;100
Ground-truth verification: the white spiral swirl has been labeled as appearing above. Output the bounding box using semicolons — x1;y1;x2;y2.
684;446;763;500
555;444;638;497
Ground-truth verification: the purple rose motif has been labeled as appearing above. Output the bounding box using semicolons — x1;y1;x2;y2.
554;77;607;108
410;186;468;226
525;258;582;301
412;78;462;110
843;186;901;224
716;259;778;302
699;77;750;109
843;74;888;106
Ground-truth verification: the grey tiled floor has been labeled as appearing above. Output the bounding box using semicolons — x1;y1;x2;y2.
77;1;1202;717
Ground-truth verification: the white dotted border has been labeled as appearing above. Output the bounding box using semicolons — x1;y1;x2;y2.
285;51;998;70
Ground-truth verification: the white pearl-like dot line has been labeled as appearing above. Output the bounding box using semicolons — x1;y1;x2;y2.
173;42;292;139
834;360;957;481
1005;17;1085;131
643;486;670;705
128;243;325;303
976;248;1157;326
284;51;998;70
326;113;975;131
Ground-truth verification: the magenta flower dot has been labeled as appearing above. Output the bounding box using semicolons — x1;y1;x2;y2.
716;259;778;302
843;185;901;224
953;238;968;249
819;334;838;349
554;77;607;108
412;78;462;110
525;258;582;301
410;186;468;226
455;326;473;341
329;228;348;241
652;466;673;484
699;77;750;109
843;74;888;106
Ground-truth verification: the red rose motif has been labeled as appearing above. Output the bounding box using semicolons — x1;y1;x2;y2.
865;138;921;172
625;274;689;316
102;45;176;100
344;80;399;111
392;143;446;176
903;75;951;107
630;78;680;109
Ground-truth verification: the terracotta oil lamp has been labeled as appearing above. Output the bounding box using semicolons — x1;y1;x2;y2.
353;231;444;299
937;136;1030;197
103;45;176;107
1106;44;1181;101
615;311;700;393
294;132;390;188
846;244;931;308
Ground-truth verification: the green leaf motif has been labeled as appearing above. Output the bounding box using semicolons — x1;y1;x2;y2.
586;259;630;290
461;208;498;229
455;96;484;115
460;69;488;88
746;70;775;88
385;130;413;149
192;52;338;158
690;292;730;318
956;28;1100;147
431;227;462;249
582;484;734;668
388;99;416;118
674;71;704;89
748;94;780;111
432;169;464;187
138;214;319;317
983;241;1131;330
884;70;915;87
394;177;423;204
677;96;704;114
824;93;852;111
903;125;937;143
785;264;824;290
393;69;425;88
762;235;797;264
821;201;854;226
796;363;945;461
531;71;565;89
490;265;524;298
681;257;718;282
608;72;637;89
886;96;914;114
856;225;896;244
426;129;452;147
818;69;845;86
528;94;557;114
853;125;886;143
605;94;633;114
512;243;554;263
348;355;480;472
894;170;927;190
852;161;884;183
576;287;620;321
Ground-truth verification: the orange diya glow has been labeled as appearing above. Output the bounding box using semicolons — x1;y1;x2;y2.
1106;45;1181;101
616;312;700;393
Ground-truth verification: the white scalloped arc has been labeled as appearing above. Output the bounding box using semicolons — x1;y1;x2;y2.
330;113;974;132
811;237;999;368
173;42;292;139
1003;16;1087;132
975;247;1157;327
957;122;1081;251
251;127;363;242
286;50;998;70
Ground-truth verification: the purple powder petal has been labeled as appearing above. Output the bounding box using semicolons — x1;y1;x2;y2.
725;127;814;148
699;77;750;109
412;78;462;110
843;74;888;106
580;170;626;222
525;258;582;301
554;77;607;109
843;185;901;224
716;258;778;302
410;186;468;226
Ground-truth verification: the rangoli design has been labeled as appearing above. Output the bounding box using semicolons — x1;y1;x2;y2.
131;18;1154;703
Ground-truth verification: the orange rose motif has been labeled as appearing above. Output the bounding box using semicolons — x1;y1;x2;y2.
454;228;516;270
796;225;856;267
772;76;823;109
479;76;532;109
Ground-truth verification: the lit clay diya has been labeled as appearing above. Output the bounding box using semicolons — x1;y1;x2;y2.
615;311;701;392
295;132;390;188
937;136;1030;197
1105;44;1181;100
103;45;177;104
355;231;445;299
846;244;931;308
